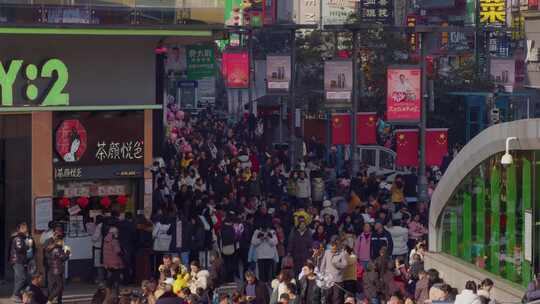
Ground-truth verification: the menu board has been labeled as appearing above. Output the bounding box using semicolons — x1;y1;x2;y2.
34;197;53;231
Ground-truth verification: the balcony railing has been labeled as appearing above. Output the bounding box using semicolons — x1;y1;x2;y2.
0;0;225;27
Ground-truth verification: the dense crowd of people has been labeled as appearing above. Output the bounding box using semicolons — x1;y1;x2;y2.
8;108;500;304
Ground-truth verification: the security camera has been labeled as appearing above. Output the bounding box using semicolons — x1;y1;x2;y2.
501;137;517;166
501;153;513;166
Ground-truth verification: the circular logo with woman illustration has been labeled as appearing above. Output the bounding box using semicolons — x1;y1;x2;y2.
55;120;88;162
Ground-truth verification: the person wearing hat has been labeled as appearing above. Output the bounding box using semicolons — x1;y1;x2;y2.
293;207;312;228
320;200;338;224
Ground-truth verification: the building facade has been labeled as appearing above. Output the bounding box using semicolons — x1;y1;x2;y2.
427;119;540;302
0;1;220;280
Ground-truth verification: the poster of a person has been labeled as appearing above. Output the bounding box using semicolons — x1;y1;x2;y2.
393;74;416;102
387;67;421;122
165;46;187;75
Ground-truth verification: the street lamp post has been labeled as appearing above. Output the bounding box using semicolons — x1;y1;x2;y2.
418;31;430;203
351;30;360;175
289;28;297;167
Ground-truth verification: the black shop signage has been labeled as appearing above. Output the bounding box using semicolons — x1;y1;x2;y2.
54;164;144;181
53;111;144;180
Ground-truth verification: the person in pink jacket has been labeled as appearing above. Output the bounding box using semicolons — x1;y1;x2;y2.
407;215;428;250
102;226;124;297
355;223;372;269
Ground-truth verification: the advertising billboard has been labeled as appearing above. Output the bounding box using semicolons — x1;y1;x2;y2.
295;0;320;24
479;0;506;26
490;58;515;92
386;67;421;122
266;55;291;94
359;0;394;24
322;0;356;25
186;45;215;80
324;60;353;107
222;49;250;89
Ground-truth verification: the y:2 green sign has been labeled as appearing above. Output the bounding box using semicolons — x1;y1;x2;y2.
0;58;70;106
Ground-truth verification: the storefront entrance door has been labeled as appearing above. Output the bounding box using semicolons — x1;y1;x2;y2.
0;115;31;280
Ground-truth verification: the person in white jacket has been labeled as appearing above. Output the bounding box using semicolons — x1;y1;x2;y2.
188;260;210;294
295;171;311;204
455;281;482;304
319;240;349;304
385;220;409;259
251;224;278;283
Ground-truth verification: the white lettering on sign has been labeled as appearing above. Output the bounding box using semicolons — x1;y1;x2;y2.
298;0;320;24
526;40;539;63
96;140;143;162
55;167;82;179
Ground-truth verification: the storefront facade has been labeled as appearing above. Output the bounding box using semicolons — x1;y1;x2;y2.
0;34;159;279
438;151;534;285
427;119;540;302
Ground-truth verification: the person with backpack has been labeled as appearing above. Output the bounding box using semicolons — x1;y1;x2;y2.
218;212;238;283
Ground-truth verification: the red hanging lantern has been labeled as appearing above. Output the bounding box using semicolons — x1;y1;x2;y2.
77;196;89;209
116;195;128;206
100;196;111;209
58;197;70;209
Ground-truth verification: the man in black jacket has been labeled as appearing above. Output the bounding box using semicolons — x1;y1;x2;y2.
45;228;70;304
241;271;269;304
9;222;35;302
370;221;394;260
118;212;137;284
299;262;322;304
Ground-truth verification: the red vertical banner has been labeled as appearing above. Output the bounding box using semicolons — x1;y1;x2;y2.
331;114;351;145
396;129;419;167
387;67;422;122
426;128;448;166
356;112;377;145
222;49;250;88
263;0;276;25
